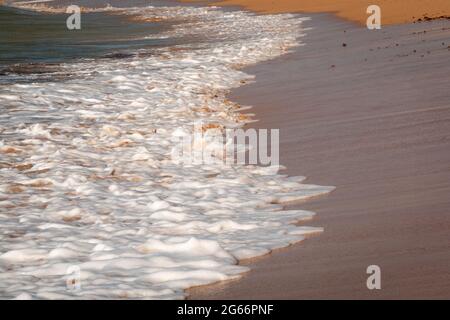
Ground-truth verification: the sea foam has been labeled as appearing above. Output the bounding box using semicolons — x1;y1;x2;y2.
0;5;333;299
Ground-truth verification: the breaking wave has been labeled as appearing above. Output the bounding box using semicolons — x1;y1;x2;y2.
0;4;333;299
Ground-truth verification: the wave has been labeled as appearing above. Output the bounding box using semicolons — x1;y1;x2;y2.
0;4;333;299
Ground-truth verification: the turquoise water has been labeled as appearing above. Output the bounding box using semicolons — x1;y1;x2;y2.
0;5;174;66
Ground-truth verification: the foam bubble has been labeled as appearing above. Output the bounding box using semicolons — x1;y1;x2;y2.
0;5;332;299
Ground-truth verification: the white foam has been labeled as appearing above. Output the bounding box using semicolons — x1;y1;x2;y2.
0;5;333;299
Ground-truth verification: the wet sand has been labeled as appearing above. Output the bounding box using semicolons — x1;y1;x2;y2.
185;0;450;25
189;14;450;299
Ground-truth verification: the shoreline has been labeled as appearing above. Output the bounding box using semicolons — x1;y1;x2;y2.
188;13;450;299
184;0;450;25
1;3;322;299
2;0;449;300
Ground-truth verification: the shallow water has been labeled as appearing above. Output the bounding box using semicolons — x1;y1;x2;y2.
0;2;333;300
0;5;178;70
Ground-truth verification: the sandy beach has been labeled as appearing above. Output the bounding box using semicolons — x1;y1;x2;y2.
1;0;449;300
188;13;450;299
185;0;450;24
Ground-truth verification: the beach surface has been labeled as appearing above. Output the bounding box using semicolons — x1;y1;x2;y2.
188;14;450;299
2;0;449;300
185;0;450;24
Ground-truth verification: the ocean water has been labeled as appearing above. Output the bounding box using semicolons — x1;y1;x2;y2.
0;6;175;63
0;1;333;299
0;3;187;83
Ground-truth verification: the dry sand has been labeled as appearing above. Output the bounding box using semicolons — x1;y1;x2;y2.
185;0;450;25
188;14;450;299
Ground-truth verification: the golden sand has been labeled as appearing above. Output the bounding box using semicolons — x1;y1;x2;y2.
188;13;450;299
184;0;450;25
